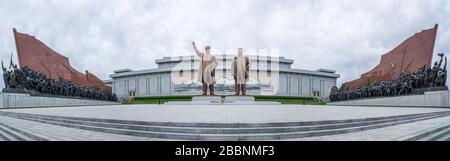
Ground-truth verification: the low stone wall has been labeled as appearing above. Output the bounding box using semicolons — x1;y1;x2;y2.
328;90;450;107
0;93;119;109
165;96;281;105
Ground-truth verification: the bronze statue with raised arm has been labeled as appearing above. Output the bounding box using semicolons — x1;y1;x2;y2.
192;42;218;95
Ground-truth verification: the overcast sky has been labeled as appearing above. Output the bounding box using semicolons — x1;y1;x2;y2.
1;0;449;89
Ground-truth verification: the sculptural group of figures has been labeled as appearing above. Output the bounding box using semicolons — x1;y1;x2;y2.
1;61;117;102
330;53;448;102
192;42;250;96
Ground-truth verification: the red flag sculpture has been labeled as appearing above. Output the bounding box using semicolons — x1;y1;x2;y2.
13;28;111;92
345;24;438;89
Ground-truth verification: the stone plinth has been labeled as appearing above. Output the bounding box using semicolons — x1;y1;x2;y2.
0;93;119;109
328;90;450;107
192;96;223;102
223;96;280;105
165;96;280;105
165;96;224;105
224;96;255;102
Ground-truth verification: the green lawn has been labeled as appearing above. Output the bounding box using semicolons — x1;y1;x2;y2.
254;96;326;105
124;95;325;105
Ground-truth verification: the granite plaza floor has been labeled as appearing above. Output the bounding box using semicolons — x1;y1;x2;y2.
1;104;450;141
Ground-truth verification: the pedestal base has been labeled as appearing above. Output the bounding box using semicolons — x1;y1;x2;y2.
224;96;255;102
192;96;223;102
165;96;280;105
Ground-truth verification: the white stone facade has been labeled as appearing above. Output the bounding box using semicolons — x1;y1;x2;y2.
108;55;340;99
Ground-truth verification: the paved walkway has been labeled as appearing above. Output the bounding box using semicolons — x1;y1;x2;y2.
0;115;169;141
1;105;450;141
287;116;450;141
1;105;449;123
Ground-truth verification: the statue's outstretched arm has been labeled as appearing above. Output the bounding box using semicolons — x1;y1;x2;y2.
192;42;202;57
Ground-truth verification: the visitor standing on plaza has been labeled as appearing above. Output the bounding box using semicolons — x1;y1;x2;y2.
232;48;250;95
192;42;218;95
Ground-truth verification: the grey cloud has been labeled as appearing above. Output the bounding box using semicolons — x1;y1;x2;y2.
0;0;449;89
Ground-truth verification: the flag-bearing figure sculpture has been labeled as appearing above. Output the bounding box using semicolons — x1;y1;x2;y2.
329;53;447;102
1;56;117;102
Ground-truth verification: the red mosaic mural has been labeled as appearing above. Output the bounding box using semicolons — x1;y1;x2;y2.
345;24;438;89
13;29;111;92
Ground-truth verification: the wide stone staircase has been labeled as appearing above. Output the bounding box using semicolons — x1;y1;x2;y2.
405;124;450;141
1;110;450;141
0;119;49;141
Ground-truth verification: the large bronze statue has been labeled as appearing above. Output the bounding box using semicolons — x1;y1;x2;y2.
192;42;218;95
231;48;250;95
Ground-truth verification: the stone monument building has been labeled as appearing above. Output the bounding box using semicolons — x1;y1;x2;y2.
108;55;339;99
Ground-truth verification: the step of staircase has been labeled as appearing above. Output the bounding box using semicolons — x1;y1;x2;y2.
0;121;36;141
0;111;448;140
0;126;16;141
2;111;448;128
419;125;450;141
430;129;450;141
0;116;64;141
0;115;157;141
405;124;450;141
438;131;450;141
3;111;447;135
8;114;444;140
